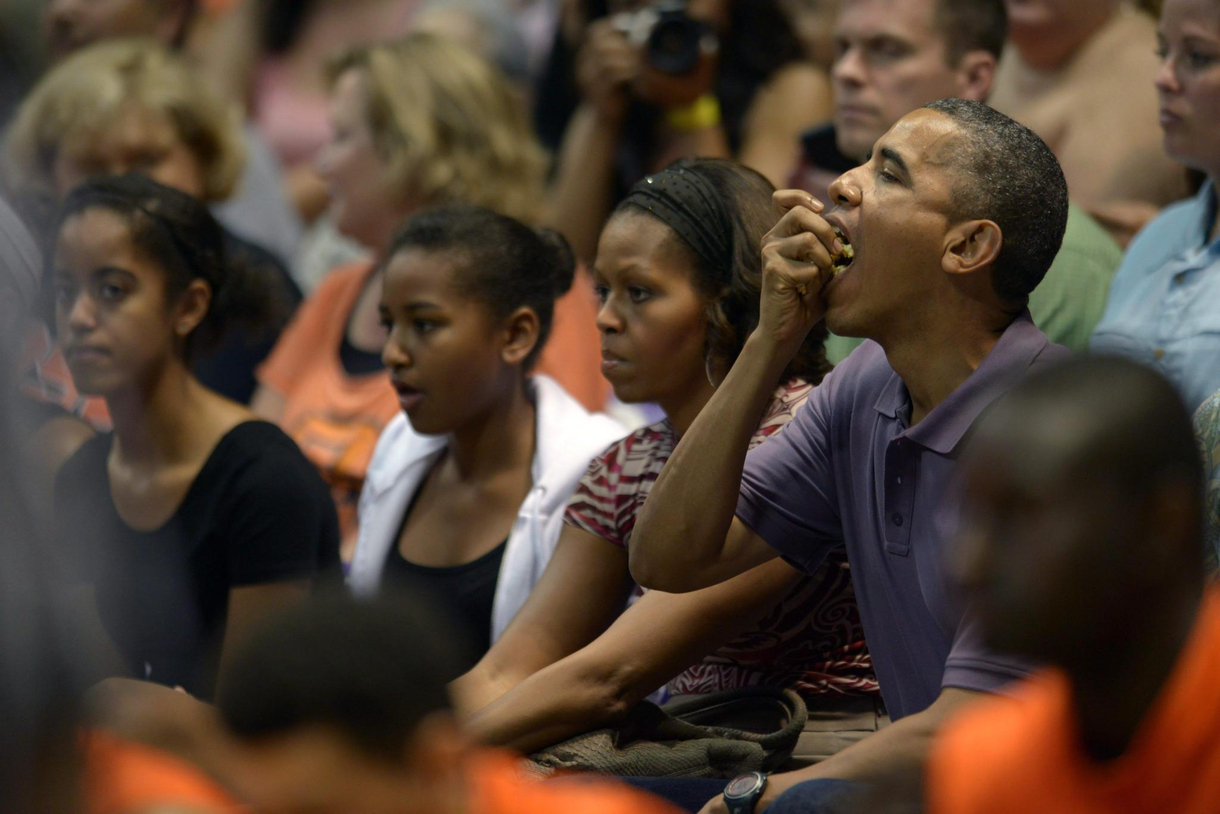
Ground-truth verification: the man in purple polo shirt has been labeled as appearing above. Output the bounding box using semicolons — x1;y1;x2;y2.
630;98;1071;813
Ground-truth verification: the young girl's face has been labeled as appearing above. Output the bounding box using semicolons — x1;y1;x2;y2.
592;211;712;409
52;207;195;396
379;249;524;436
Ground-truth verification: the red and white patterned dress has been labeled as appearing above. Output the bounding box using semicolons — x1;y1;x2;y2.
565;379;878;699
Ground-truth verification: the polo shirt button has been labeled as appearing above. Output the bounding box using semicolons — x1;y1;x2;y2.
896;476;903;485
1154;348;1166;359
892;513;903;527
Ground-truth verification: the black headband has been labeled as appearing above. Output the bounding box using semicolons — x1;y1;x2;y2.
621;167;733;280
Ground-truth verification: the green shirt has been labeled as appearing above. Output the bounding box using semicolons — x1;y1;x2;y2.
824;203;1122;364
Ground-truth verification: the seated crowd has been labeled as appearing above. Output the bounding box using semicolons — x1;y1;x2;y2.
2;0;1220;813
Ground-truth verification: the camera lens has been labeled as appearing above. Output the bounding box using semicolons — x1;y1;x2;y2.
646;12;707;75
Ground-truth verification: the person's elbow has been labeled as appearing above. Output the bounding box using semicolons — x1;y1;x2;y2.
628;542;717;593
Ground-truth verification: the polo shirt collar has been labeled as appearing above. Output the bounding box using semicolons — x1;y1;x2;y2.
872;311;1051;454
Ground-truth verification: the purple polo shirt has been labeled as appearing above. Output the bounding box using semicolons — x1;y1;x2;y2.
737;313;1070;720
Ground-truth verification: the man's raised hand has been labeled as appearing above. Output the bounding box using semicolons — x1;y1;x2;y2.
756;189;840;360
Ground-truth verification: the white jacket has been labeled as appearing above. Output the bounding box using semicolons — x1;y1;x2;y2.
348;375;626;641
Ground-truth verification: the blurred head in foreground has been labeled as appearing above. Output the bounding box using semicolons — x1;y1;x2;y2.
216;593;473;814
955;355;1205;671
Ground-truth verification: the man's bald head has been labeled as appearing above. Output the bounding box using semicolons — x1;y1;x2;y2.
957;356;1205;668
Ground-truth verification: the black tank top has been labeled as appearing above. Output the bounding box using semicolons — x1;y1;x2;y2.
381;502;508;676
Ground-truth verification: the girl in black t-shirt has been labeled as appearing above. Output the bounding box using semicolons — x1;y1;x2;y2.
51;175;339;699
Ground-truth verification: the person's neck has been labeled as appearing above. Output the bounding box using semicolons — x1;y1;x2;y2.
1068;581;1204;763
659;377;718;437
878;306;1013;426
106;362;206;467
446;378;537;483
1012;3;1121;71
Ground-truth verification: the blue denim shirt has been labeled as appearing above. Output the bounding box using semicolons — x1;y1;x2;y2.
1091;182;1220;410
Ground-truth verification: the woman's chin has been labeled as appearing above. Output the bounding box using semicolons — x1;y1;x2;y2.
610;378;663;407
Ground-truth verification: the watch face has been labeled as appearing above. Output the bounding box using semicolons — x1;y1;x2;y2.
725;774;761;798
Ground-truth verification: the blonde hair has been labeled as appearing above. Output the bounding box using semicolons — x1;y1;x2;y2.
328;33;547;224
3;38;244;205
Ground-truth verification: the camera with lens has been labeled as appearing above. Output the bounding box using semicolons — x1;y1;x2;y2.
613;2;719;76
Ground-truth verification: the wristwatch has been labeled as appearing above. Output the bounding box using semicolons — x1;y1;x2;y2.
722;771;768;814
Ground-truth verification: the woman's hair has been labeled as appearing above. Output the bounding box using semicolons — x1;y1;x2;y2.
385;204;576;370
56;174;277;361
3;38;244;206
615;158;830;384
326;33;548;224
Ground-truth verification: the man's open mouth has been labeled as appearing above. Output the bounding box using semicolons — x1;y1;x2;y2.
831;227;855;276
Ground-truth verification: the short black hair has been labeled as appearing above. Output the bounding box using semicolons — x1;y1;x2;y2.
387;204;575;370
934;0;1007;64
923;99;1069;304
216;593;468;763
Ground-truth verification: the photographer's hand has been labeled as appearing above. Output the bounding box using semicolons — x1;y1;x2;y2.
576;19;639;124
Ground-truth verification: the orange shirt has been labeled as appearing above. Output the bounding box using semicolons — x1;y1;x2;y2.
470;751;681;814
929;587;1220;814
257;261;399;558
85;732;239;814
536;266;611;414
20;321;111;430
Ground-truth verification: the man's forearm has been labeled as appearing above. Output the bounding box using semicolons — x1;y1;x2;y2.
630;331;793;591
757;688;982;809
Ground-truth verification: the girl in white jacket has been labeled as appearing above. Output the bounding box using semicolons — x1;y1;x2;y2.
348;206;624;670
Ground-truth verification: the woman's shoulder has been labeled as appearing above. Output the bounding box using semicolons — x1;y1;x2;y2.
197;420;321;491
1120;189;1213;274
584;419;676;480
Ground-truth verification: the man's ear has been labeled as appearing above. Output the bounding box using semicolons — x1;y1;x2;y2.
942;220;1002;277
173;279;212;339
500;306;541;367
956;50;998;102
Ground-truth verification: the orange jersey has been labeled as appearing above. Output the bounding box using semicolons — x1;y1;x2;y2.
85;732;240;814
470;751;681;814
929;587;1220;814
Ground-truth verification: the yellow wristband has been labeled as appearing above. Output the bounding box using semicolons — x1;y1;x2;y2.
665;94;721;133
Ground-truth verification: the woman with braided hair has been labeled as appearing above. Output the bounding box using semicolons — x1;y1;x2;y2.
450;158;881;769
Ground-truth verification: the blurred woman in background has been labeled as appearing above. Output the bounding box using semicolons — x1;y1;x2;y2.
1089;0;1220;410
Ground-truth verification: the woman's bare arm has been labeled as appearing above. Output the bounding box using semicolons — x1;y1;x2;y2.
464;558;805;754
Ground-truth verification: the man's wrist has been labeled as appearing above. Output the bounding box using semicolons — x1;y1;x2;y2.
743;329;801;382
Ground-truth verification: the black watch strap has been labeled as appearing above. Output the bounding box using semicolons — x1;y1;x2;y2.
722;771;768;814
